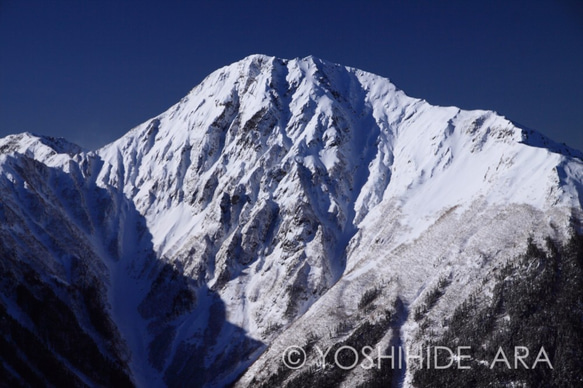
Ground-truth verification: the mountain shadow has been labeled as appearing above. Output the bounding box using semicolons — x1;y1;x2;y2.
0;151;263;387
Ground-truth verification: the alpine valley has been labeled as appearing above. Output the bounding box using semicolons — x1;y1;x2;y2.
1;55;582;387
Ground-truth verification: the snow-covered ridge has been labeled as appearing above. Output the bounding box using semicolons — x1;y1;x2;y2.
0;132;83;166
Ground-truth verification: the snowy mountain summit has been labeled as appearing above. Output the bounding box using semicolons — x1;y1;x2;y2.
1;55;582;387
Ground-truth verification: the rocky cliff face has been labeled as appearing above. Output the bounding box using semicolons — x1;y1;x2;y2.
1;55;582;387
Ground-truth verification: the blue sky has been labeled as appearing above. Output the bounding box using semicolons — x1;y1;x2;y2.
1;0;582;151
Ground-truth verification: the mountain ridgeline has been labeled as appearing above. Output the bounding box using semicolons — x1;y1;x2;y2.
0;55;582;387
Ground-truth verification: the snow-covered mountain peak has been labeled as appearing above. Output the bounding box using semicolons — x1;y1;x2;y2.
93;55;583;260
2;55;582;388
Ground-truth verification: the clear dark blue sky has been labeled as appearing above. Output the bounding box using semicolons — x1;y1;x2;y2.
1;0;582;151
